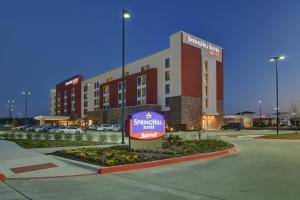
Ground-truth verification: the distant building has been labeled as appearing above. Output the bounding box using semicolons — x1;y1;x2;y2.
224;111;255;128
49;89;56;116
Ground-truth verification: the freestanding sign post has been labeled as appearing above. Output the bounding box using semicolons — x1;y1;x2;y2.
128;111;166;150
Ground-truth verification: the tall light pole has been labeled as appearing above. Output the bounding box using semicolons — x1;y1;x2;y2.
270;55;285;135
7;99;15;119
258;100;262;128
22;91;31;125
121;9;130;144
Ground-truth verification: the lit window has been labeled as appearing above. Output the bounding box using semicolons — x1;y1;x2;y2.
165;71;170;81
165;97;170;107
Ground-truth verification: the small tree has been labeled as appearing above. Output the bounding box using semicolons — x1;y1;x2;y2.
43;133;52;140
64;133;73;141
17;133;23;139
110;134;119;143
86;134;94;142
98;133;107;142
54;132;63;140
26;133;33;140
33;133;42;140
75;133;83;141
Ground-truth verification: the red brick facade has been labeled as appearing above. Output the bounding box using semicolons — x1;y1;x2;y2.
99;68;157;109
56;75;83;118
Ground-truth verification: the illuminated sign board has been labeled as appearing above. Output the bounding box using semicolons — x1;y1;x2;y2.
65;78;79;86
130;111;166;140
182;33;222;60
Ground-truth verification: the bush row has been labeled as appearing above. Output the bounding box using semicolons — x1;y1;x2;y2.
0;133;119;143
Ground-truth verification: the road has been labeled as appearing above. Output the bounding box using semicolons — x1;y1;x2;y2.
1;137;300;200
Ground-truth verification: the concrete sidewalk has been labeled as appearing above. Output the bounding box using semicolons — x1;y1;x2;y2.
0;140;99;179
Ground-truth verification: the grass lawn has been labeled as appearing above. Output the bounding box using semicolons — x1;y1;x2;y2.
52;138;234;167
4;139;111;148
257;133;300;139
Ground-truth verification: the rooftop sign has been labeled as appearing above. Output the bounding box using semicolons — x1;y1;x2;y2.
130;111;166;140
182;32;222;60
65;77;79;86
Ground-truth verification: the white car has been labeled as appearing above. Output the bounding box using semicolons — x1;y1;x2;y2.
55;127;84;134
96;124;120;131
96;124;112;131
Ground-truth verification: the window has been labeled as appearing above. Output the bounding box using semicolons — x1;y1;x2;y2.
94;90;99;97
94;98;99;106
94;82;99;89
205;60;208;71
103;85;109;95
118;81;126;107
84;109;87;115
137;75;146;87
205;85;208;96
84;93;88;100
165;71;170;81
165;84;170;94
84;85;88;92
84;101;88;107
165;97;171;107
205;98;208;108
165;58;170;68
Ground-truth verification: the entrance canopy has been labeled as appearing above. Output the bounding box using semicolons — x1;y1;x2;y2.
34;116;70;125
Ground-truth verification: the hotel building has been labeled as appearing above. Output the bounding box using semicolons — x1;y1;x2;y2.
50;31;224;130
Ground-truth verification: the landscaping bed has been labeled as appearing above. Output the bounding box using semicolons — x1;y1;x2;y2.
4;139;110;148
52;138;234;167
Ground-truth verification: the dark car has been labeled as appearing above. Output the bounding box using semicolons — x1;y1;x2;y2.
221;123;242;131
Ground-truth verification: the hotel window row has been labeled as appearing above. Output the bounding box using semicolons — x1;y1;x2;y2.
137;75;146;105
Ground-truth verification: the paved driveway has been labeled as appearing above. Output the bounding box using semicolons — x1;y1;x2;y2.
1;137;300;200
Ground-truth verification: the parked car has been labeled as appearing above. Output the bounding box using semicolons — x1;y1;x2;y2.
96;124;121;131
221;123;242;131
56;127;84;134
97;124;112;131
111;124;121;131
88;125;98;130
0;125;10;130
48;126;65;133
26;125;39;131
34;126;50;132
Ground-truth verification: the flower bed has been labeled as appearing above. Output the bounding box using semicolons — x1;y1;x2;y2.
52;138;234;167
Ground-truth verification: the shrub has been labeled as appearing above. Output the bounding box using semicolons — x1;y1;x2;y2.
3;133;11;139
43;133;52;140
167;135;182;146
75;133;83;141
26;133;33;140
110;134;119;143
64;133;73;141
54;132;63;140
33;133;42;140
86;134;93;142
17;133;23;139
98;133;107;142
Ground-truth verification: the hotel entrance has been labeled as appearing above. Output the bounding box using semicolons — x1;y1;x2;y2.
201;114;219;130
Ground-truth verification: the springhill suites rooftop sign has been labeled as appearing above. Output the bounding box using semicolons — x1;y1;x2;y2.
182;32;223;61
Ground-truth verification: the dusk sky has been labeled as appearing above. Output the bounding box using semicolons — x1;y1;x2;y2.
0;0;300;117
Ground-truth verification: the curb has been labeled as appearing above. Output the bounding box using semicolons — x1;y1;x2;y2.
0;173;7;180
255;136;300;140
98;146;239;174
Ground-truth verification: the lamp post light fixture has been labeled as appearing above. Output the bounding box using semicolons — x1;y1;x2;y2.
258;100;262;128
292;112;297;133
269;55;285;135
7;99;15;119
121;9;130;145
22;91;31;125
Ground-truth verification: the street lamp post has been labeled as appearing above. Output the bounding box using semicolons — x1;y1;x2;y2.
121;9;130;145
22;91;31;125
258;100;262;128
7;99;15;119
270;55;285;135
